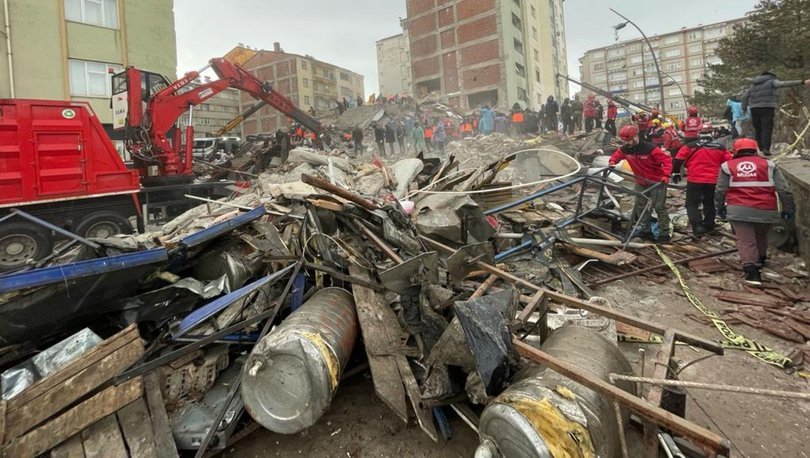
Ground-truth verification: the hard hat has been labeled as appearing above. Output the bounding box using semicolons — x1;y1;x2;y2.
619;125;639;141
699;122;713;132
687;105;699;115
651;119;662;126
732;138;759;154
663;122;672;128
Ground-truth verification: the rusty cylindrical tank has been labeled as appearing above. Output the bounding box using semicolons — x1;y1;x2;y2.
476;325;636;458
241;287;358;434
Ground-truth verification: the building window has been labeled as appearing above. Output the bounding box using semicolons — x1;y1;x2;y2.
512;13;522;30
69;59;121;97
594;74;607;82
591;51;605;59
629;55;643;64
517;86;528;102
668;88;681;96
340;72;349;81
608;72;627;82
706;55;722;65
687;31;702;41
301;60;308;70
689;57;703;67
665;62;682;71
632;80;644;88
513;38;524;55
303;78;309;88
688;43;702;53
592;62;605;71
669;100;683;108
691;71;704;81
65;0;118;28
663;48;682;58
515;62;526;77
663;35;681;45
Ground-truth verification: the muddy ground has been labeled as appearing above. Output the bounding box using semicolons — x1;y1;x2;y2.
225;246;808;458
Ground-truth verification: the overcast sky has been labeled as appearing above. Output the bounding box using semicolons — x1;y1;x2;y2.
175;0;758;95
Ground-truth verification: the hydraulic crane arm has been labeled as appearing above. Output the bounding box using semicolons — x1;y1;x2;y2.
213;100;267;137
117;57;322;176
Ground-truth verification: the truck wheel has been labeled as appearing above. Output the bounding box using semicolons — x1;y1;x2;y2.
0;222;53;271
75;211;133;239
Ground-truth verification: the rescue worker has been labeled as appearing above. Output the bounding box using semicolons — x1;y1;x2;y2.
632;112;651;140
372;122;386;156
583;94;597;133
715;138;795;285
423;123;434;151
433;121;447;153
595;99;604;130
351;126;363;156
395;120;407;154
479;105;494;134
561;98;573;134
661;122;682;156
384;121;397;155
605;99;618;136
742;72;810;155
680;105;702;140
546;96;559;133
609;125;673;242
510;104;525;135
650;108;661;123
461;118;474;138
571;95;584;132
649;119;665;148
410;122;425;153
672;122;732;236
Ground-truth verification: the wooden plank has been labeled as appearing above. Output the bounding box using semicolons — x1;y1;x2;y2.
8;325;139;412
0;400;5;445
348;265;408;423
48;434;85;458
80;416;127;458
396;356;439;443
517;291;546;325
143;373;178;458
470;274;498;299
512;339;731;456
644;330;676;458
2;377;143;458
117;398;157;458
6;338;144;440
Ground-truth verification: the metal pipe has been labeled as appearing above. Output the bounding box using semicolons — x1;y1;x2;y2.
4;0;13;97
241;287;358;434
483;176;587;216
10;208;101;250
609;374;810;400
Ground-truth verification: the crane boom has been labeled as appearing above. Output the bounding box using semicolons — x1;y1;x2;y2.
557;74;654;113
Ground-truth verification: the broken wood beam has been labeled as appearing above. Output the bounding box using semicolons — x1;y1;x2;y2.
513;339;731;457
302;173;378;211
470;274;498;299
420;235;723;354
562;243;638;266
355;222;405;264
587;248;738;288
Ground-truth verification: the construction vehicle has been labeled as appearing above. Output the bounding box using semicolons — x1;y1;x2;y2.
0;57;322;271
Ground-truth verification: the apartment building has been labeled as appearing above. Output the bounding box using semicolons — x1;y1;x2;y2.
405;0;568;111
376;30;412;97
578;17;747;118
233;44;364;136
0;0;177;128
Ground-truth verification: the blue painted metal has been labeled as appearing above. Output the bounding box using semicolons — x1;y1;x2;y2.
0;248;168;293
172;263;295;340
180;206;266;248
433;407;452;441
493;216;576;261
483;176;587;216
290;272;306;311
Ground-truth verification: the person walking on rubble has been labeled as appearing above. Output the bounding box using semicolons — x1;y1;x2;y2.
479;105;494;134
605;99;617;136
672;122;732;236
433;121;447;153
561;98;573;134
395;120;407;154
546;96;559;133
583;94;597;133
609;125;673;243
570;95;584;132
384;121;397;155
715;138;795;285
411;122;425;153
351;126;363;156
742;72;810;155
423;122;433;151
372;122;386;156
510;103;524;136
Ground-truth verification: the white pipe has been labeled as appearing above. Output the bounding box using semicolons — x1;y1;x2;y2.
4;0;13;97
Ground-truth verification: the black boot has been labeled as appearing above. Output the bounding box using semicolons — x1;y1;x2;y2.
693;225;707;236
757;255;767;268
743;264;762;286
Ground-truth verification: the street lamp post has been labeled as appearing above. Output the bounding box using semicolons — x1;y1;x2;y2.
611;8;666;117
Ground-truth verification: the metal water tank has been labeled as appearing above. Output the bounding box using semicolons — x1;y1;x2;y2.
476;325;635;457
241;287;358;434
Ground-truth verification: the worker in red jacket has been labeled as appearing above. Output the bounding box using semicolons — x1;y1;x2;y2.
680;105;702;140
715;138;795;285
583;94;598;133
649;118;665;148
610;125;673;242
605;99;618;136
672;123;733;236
632;111;651;140
662;122;682;155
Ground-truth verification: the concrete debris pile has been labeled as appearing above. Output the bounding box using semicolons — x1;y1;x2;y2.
2;133;808;457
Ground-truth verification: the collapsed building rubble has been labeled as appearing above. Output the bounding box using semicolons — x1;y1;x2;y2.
0;131;808;458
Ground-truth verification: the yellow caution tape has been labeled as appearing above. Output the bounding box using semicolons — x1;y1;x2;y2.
654;246;793;369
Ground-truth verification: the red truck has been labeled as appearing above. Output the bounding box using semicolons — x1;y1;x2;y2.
0;57;321;271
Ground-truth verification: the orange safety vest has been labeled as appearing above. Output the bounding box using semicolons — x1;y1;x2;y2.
296;127;304;137
424;127;433;138
308;132;316;140
462;122;473;132
512;112;524;123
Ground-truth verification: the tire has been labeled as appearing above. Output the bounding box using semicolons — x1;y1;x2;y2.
74;211;133;239
0;221;53;271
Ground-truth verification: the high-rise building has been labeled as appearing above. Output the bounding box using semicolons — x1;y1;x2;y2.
0;0;177;129
233;43;364;136
376;30;412;97
578;18;746;119
404;0;568;110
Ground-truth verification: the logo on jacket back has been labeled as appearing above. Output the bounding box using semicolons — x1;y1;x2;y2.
736;161;757;177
